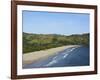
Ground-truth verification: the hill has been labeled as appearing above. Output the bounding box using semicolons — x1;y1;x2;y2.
23;32;89;53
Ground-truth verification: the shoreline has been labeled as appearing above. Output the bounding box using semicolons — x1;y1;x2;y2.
23;45;80;65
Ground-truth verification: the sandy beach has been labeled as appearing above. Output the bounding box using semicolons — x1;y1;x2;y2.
23;45;80;65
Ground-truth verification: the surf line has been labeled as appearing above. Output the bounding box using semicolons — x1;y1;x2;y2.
45;47;77;66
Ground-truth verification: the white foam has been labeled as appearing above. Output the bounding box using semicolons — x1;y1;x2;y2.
63;54;69;59
45;60;57;66
70;48;75;51
63;47;76;58
53;56;58;60
45;47;77;66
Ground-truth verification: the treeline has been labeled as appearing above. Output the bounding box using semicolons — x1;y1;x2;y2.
23;32;89;53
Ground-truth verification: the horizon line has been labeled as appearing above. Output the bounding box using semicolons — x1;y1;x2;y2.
23;32;89;36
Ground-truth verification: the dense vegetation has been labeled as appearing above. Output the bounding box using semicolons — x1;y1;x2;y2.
23;32;89;53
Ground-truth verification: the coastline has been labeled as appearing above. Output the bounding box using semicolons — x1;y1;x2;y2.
23;45;80;65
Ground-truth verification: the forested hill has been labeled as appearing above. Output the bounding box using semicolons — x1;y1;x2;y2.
23;32;89;53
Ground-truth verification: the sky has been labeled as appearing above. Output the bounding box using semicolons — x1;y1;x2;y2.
22;10;90;35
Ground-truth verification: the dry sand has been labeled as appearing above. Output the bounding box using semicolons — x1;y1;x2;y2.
23;45;80;65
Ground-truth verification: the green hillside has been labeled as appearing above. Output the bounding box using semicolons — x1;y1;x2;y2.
23;32;89;53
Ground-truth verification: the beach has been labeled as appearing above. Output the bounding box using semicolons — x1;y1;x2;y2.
23;45;80;65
